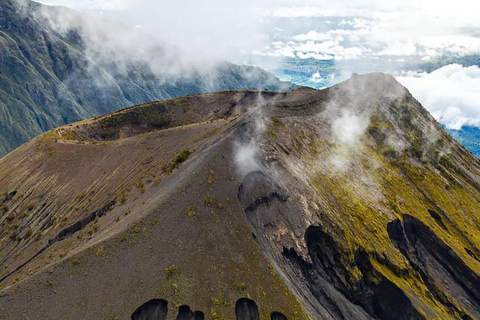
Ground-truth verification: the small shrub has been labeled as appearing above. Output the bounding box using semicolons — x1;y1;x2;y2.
24;228;33;239
163;149;193;173
1;205;9;215
173;149;192;167
94;247;105;257
211;293;231;306
382;147;400;159
268;262;276;275
119;191;129;204
171;283;179;294
203;127;221;139
165;264;181;279
207;170;214;184
187;206;196;217
236;282;246;291
204;196;214;207
7;222;18;230
9;231;18;241
138;181;145;194
46;280;54;287
367;125;386;145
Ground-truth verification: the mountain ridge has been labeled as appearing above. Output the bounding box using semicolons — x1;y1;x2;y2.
0;73;479;319
0;0;292;155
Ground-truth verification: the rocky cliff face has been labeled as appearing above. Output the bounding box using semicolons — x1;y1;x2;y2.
0;0;290;155
0;74;479;319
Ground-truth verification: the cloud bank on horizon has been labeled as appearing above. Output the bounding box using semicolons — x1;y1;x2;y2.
35;0;480;61
32;0;480;130
398;64;480;130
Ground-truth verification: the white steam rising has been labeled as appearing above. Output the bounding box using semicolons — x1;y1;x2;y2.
321;74;407;169
331;110;369;146
233;92;282;176
234;143;262;175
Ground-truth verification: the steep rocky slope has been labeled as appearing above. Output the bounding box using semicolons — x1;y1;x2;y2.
0;0;290;155
0;74;479;319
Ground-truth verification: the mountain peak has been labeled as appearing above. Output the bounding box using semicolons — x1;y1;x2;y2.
333;72;408;103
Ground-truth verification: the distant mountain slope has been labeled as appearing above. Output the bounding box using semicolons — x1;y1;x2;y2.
0;0;291;155
0;74;479;319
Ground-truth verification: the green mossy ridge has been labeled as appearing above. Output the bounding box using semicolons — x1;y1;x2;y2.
265;98;479;319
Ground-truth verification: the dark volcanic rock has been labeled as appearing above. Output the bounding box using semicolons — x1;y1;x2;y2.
271;311;288;320
235;298;260;320
282;226;424;320
131;299;168;320
176;305;194;320
131;298;284;320
237;170;306;246
388;215;480;319
193;311;205;320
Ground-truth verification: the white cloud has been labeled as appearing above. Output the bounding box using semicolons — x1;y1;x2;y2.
310;72;337;84
33;0;276;61
261;1;480;61
397;64;480;130
293;31;339;42
33;0;480;63
254;38;367;61
269;6;337;18
36;0;130;11
378;40;417;56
